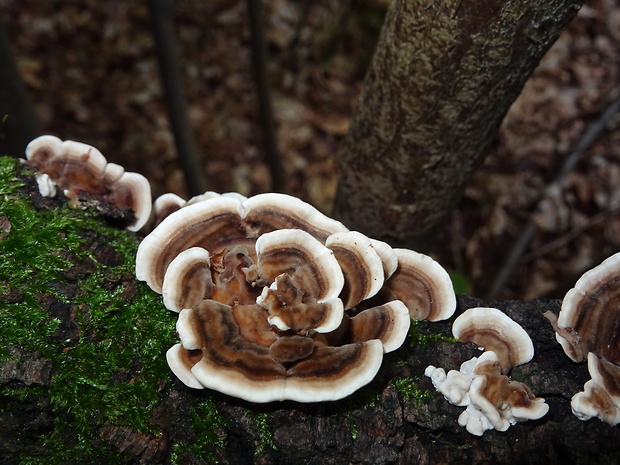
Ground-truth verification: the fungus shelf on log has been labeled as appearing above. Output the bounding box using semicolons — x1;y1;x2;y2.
136;191;456;402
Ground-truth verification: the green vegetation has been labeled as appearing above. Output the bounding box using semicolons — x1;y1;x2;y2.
390;377;435;404
0;157;197;463
170;399;227;464
449;270;470;295
407;319;457;348
252;411;278;459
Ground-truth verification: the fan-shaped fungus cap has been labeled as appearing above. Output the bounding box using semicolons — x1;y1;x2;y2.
24;135;152;231
105;171;152;232
461;351;548;435
571;352;620;425
136;191;433;401
136;193;348;293
452;307;534;373
162;247;213;312
383;249;456;321
325;231;387;309
348;300;410;353
152;193;186;227
369;239;399;280
166;300;386;402
255;229;345;334
556;253;620;363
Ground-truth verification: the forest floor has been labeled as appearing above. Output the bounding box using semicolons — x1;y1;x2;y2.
2;0;620;301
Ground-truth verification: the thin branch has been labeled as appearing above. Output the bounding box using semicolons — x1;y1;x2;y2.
286;0;313;74
148;0;208;196
486;95;620;300
0;17;41;157
521;205;620;263
247;0;284;193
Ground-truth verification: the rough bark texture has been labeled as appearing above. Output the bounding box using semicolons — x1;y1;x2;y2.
333;0;584;250
2;164;620;465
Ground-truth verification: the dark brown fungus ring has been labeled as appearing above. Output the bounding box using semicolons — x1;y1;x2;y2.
138;191;458;402
570;352;620;425
152;193;186;227
325;231;386;310
255;231;345;334
552;253;620;425
162;247;213;312
556;253;620;364
166;300;385;402
383;249;456;321
24;135;152;231
255;229;344;304
452;307;534;374
348;300;410;353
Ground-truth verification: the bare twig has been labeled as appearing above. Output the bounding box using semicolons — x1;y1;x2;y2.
286;0;313;74
247;0;284;193
486;95;620;300
0;17;41;157
148;0;208;196
521;205;620;263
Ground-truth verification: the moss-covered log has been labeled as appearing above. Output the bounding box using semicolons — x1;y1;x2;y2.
1;158;619;464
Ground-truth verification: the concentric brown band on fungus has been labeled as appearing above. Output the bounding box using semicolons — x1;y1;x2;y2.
452;307;534;373
138;191;456;402
552;252;620;425
556;253;620;364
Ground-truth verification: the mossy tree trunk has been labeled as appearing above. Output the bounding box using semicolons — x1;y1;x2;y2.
333;0;583;250
1;161;619;464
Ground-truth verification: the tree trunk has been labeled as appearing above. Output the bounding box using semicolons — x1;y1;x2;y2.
332;0;583;250
2;160;619;464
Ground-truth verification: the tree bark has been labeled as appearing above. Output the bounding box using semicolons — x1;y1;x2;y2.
2;162;619;465
332;0;583;250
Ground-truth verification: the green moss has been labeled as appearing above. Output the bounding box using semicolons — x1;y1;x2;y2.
390;377;435;404
252;411;278;459
408;319;457;348
0;157;178;463
170;399;227;464
347;411;358;440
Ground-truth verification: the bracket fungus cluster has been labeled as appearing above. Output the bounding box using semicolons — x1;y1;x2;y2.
549;252;620;425
136;192;456;402
24;135;152;231
425;307;548;436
